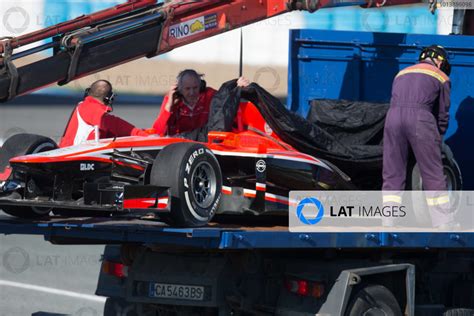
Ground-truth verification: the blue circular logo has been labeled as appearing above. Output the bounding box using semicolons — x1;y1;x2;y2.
296;197;324;225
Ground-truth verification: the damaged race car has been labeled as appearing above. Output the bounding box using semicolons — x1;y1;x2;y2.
0;81;462;226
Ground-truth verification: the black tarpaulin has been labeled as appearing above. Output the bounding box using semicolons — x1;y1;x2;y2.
205;80;389;188
208;80;388;160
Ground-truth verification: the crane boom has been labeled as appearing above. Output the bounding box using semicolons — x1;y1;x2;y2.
0;0;451;102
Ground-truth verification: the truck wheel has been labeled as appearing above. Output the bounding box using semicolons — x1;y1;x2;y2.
407;144;462;226
150;143;222;227
104;298;139;316
345;284;402;316
0;133;57;218
443;308;474;316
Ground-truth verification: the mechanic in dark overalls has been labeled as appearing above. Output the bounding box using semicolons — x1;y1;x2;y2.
382;45;454;228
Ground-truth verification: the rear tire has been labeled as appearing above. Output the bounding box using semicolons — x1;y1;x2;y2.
150;143;222;227
0;134;57;218
345;284;402;316
443;309;474;316
407;144;462;226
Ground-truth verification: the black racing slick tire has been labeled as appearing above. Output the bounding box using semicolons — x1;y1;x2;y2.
407;144;462;226
345;284;402;316
0;133;57;175
0;133;57;218
150;143;222;227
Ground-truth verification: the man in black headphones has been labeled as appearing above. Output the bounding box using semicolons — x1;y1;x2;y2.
60;80;148;147
152;69;250;136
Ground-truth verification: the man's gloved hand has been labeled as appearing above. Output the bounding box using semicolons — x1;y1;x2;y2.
237;77;250;88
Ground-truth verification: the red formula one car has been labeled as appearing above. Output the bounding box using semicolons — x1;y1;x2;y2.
0;82;462;226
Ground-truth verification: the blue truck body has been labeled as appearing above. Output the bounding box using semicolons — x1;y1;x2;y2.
1;217;473;249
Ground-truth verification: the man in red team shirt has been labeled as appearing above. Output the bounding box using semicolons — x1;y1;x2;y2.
60;80;148;147
152;69;249;136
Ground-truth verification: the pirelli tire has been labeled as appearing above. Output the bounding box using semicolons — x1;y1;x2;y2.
0;133;57;218
151;143;222;227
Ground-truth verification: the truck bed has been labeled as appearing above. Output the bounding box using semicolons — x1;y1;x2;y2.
1;214;472;249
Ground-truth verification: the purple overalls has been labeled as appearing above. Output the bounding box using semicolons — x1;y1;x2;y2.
382;61;452;227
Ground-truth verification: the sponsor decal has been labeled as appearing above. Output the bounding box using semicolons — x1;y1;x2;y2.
169;14;218;39
256;160;266;173
243;188;256;198
80;163;95;171
256;182;266;191
222;186;232;195
185;148;205;174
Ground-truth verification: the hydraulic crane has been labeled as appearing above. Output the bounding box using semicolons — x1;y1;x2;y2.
0;0;471;102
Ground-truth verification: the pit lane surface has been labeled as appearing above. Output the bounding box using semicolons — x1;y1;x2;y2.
0;212;106;316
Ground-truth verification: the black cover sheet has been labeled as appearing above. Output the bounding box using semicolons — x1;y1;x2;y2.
204;80;390;187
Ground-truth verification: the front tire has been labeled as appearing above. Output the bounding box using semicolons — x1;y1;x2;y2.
150;143;222;227
0;133;57;218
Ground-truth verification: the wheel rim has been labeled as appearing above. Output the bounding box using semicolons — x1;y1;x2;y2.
362;308;388;316
191;161;217;209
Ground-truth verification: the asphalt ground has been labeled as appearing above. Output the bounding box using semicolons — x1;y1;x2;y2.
0;229;106;316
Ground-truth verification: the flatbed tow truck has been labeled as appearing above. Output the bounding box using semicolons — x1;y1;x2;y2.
2;212;474;315
1;0;474;315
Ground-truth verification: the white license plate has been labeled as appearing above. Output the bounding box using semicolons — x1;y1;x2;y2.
149;283;205;301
